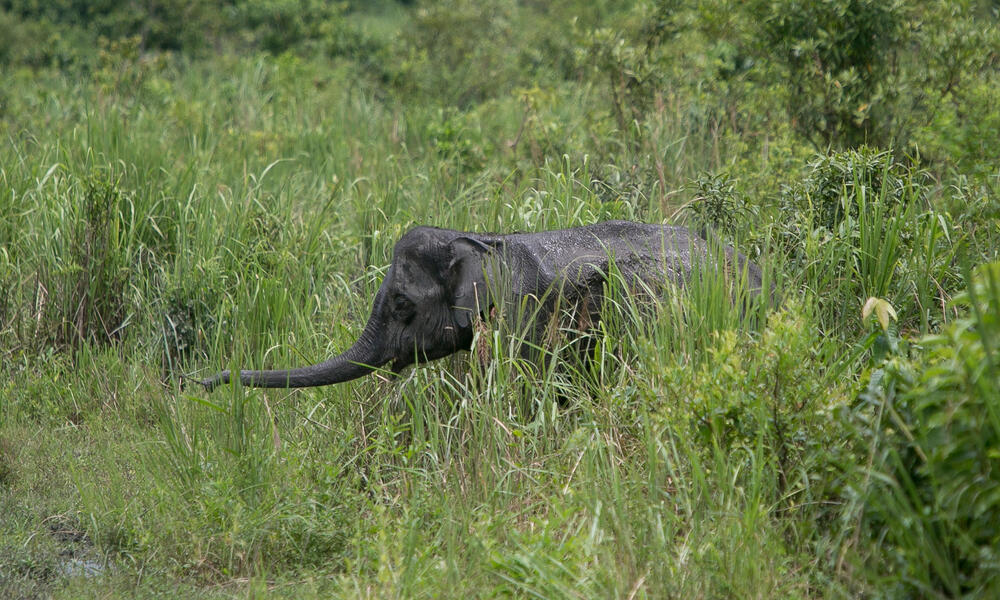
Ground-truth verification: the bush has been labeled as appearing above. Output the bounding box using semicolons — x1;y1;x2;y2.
0;10;95;69
784;147;911;232
754;0;906;148
769;147;969;339
394;0;578;107
653;304;850;511
395;0;521;106
685;171;750;238
0;0;222;52
426;108;488;173
576;0;685;134
908;1;1000;177
61;173;137;349
916;76;1000;180
853;262;1000;597
1;169;144;354
233;0;345;54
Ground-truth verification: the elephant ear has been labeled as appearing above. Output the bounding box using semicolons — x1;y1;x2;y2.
447;237;495;329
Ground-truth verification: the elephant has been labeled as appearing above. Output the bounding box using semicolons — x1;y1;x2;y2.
199;220;763;391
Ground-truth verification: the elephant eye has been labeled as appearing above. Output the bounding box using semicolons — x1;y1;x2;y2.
391;294;415;319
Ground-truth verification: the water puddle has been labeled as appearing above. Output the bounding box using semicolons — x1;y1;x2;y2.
57;557;106;578
47;519;108;579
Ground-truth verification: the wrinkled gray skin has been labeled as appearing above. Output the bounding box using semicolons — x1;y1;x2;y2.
200;220;762;391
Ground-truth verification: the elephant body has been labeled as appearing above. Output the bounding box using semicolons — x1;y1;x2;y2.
200;220;762;391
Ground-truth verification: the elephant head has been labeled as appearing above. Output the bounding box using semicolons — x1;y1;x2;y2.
200;227;498;391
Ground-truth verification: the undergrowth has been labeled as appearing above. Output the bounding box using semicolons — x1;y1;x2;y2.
2;2;999;598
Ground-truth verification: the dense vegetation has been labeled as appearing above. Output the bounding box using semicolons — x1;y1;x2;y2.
2;1;999;597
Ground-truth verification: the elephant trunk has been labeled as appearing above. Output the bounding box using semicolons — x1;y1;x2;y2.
200;312;388;391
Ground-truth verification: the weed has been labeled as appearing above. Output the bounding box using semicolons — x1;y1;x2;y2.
1;3;997;597
849;262;1000;596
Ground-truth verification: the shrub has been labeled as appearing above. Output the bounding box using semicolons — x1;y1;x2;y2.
852;262;1000;597
685;171;750;238
908;1;1000;177
0;0;222;52
916;76;1000;180
1;169;144;354
653;304;850;512
785;147;911;232
233;0;346;54
394;0;578;107
50;172;137;350
771;147;969;339
396;0;521;106
0;10;95;69
755;0;906;148
575;1;686;135
157;276;221;379
426;108;487;173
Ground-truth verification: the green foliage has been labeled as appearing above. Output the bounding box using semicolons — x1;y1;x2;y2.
685;171;749;237
0;436;12;486
234;0;350;55
786;147;911;231
94;35;170;102
36;170;139;350
394;0;525;106
0;0;223;51
656;305;847;498
576;0;686;134
764;146;967;339
909;1;1000;177
756;0;906;148
1;2;999;597
853;262;1000;596
426;108;488;173
917;76;1000;179
0;9;95;69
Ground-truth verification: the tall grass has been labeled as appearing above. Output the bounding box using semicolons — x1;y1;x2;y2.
838;261;1000;597
1;44;995;600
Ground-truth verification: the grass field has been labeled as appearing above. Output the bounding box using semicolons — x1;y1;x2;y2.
2;2;1000;598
